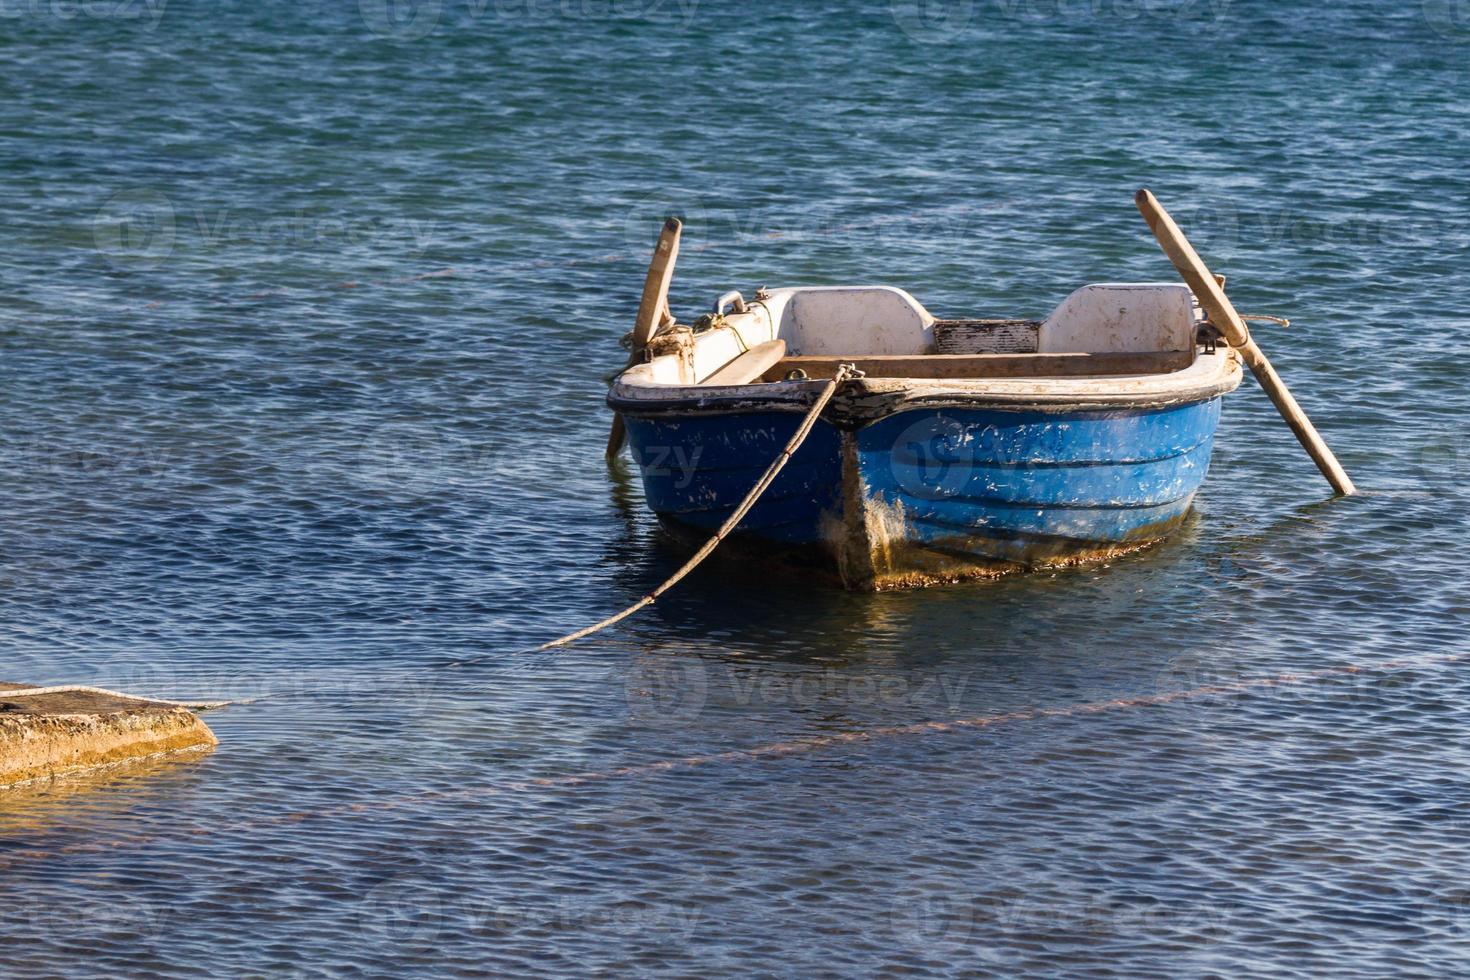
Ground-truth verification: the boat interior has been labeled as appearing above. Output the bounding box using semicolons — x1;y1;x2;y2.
628;283;1211;390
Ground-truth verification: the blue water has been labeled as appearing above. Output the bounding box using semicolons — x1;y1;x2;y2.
4;1;1470;975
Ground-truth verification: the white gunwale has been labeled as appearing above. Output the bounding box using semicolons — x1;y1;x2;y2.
608;283;1244;421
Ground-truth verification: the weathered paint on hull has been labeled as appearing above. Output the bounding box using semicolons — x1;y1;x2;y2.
624;399;1222;591
625;413;843;544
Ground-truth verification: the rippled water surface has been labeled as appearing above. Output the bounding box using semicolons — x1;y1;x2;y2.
3;2;1470;975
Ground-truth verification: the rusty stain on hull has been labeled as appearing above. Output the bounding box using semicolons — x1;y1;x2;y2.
859;523;1186;591
657;514;1182;592
829;433;886;590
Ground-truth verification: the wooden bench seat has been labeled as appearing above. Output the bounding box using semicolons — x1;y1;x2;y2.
700;339;788;386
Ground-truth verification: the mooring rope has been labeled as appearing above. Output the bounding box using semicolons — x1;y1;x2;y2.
0;686;238;711
2;366;858;707
3;648;1465;873
518;363;862;658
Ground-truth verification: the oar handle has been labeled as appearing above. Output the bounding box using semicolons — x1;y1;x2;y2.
1135;189;1356;496
630;218;683;351
1135;190;1253;348
607;217;684;462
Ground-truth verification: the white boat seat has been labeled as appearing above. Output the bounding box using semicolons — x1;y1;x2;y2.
1038;284;1198;354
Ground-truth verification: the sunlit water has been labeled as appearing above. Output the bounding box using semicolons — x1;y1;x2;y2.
3;2;1470;975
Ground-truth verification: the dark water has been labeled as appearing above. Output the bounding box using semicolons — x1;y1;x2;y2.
4;1;1470;975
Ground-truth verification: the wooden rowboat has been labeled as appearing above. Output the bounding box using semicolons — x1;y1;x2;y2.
608;281;1243;590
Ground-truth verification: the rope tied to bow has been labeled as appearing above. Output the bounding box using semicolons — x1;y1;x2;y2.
531;364;863;654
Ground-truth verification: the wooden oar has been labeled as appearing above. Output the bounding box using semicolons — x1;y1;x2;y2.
606;217;682;461
1135;189;1357;496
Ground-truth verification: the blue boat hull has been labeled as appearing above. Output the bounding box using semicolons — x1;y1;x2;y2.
624;399;1223;590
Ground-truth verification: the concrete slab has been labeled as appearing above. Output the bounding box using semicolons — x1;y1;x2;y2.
0;681;217;788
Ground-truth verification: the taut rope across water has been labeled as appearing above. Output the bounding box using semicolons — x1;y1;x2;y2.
2;648;1464;873
452;363;863;666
